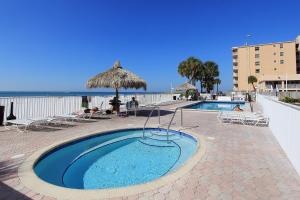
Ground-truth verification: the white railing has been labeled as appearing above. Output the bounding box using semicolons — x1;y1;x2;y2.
257;94;300;175
286;84;300;88
0;93;175;122
265;84;300;90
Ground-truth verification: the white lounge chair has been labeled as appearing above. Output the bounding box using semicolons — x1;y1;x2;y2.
218;111;269;126
5;119;39;132
29;116;74;127
244;114;269;126
55;113;91;122
218;111;245;124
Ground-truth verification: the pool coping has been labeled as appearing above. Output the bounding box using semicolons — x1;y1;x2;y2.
18;126;206;199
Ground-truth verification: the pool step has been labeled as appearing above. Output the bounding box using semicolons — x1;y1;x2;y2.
138;137;176;147
149;134;181;141
148;129;181;140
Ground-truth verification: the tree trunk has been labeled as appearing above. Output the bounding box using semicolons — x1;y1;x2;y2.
200;82;203;93
115;88;120;113
116;88;119;99
251;83;256;92
191;79;196;86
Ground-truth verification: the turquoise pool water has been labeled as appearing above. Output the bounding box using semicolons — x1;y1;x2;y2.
34;128;197;189
186;101;245;111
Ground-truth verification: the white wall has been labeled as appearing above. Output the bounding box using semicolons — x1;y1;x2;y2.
0;93;175;122
257;94;300;175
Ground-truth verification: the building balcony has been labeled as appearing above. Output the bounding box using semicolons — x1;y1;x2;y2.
233;84;238;91
233;72;238;77
233;66;238;70
233;79;238;84
232;48;238;54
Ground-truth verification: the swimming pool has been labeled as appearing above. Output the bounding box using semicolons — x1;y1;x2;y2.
186;101;245;111
34;128;197;190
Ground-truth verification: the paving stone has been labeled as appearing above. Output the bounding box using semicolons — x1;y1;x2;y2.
0;102;299;200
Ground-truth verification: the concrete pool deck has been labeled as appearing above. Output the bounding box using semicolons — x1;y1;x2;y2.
1;101;300;199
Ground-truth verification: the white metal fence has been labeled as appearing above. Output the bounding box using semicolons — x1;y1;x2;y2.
0;93;174;122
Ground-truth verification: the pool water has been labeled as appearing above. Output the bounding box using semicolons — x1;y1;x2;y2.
187;101;245;111
34;128;197;189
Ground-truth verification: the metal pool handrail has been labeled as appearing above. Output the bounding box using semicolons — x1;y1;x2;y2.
142;106;160;138
166;107;183;141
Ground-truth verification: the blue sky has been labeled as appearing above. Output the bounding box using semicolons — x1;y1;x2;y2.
0;0;299;92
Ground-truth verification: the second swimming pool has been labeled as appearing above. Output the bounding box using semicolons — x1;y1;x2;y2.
185;101;245;111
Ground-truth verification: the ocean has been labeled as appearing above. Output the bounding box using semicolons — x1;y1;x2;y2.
0;91;165;97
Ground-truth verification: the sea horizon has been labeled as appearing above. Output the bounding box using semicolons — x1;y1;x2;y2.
0;91;170;97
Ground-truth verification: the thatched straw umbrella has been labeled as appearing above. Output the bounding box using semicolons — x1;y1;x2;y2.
176;82;197;92
87;61;147;111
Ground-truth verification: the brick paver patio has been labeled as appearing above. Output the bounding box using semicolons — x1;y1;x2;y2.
1;102;300;199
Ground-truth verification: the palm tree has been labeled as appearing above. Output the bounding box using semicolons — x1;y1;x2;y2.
203;61;219;93
214;78;221;93
178;57;203;86
248;75;257;91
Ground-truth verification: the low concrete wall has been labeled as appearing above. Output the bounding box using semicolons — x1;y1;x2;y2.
257;94;300;175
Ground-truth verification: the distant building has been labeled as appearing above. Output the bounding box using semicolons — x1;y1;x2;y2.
232;36;300;92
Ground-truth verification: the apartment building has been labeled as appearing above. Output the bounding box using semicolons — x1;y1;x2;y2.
232;36;300;92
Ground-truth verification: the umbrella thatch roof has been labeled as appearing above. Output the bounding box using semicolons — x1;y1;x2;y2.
176;82;197;91
86;61;147;90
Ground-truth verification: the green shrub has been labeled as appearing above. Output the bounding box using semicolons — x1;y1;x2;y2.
81;101;89;108
183;89;197;100
281;96;297;103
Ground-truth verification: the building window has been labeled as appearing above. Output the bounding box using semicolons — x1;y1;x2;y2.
280;60;284;64
255;61;260;66
255;54;260;58
273;44;276;47
274;60;276;63
274;67;277;71
232;48;238;53
280;52;284;56
280;43;283;48
255;46;260;51
256;69;260;73
273;52;276;55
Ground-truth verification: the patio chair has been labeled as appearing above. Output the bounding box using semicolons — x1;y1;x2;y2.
90;102;107;117
125;101;138;116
